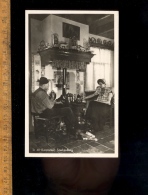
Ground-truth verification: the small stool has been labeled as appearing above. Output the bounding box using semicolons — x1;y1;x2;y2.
32;114;64;143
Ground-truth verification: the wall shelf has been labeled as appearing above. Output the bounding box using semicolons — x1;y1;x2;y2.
38;47;95;66
89;43;114;50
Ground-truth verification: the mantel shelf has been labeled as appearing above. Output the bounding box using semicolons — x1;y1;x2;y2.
38;47;95;66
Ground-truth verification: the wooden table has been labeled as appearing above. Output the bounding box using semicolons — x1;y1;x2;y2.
70;102;86;129
70;102;86;117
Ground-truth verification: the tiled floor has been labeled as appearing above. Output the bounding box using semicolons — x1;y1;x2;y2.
29;125;114;154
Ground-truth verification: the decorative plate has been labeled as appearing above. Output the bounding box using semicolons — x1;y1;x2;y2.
107;41;112;46
97;38;102;44
90;37;96;43
103;40;107;45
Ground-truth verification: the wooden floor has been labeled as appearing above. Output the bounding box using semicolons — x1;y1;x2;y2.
29;125;115;154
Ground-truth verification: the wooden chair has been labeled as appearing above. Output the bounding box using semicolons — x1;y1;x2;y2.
105;106;114;128
32;113;65;143
105;95;114;128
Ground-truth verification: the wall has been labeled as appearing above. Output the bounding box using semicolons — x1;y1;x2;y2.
30;15;114;95
42;14;89;47
44;64;77;98
30;18;42;53
85;33;114;90
30;18;114;53
85;63;94;90
41;15;52;45
39;15;89;96
111;51;114;87
29;15;114;132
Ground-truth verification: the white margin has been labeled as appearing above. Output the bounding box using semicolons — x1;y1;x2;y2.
25;11;30;157
25;10;119;158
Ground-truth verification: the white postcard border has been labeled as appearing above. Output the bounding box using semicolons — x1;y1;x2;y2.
25;10;119;158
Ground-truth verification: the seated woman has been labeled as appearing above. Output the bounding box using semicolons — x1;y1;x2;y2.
85;79;107;109
85;80;114;133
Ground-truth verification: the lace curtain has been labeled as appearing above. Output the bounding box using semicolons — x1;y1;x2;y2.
85;47;114;90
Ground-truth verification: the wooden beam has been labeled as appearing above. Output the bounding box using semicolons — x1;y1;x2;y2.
89;15;114;27
90;21;114;35
98;28;114;35
99;30;114;39
96;22;114;33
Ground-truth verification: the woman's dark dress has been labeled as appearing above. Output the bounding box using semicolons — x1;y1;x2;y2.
86;95;114;132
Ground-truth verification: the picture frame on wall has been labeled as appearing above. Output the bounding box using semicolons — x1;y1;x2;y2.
63;22;80;40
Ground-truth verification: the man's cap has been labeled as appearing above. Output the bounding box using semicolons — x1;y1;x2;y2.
39;77;49;85
97;79;106;85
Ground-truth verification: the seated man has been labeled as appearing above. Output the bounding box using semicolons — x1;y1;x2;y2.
31;77;77;137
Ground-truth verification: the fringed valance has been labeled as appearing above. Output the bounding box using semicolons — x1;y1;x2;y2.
51;60;86;70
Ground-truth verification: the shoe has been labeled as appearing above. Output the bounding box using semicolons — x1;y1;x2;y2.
86;131;95;138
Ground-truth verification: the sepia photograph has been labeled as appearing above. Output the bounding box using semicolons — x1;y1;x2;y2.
25;10;119;157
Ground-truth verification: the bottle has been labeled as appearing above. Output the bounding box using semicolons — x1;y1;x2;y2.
77;94;81;103
67;93;71;103
74;94;77;102
59;121;64;131
52;33;59;47
50;90;56;100
72;94;74;102
78;116;81;124
71;36;77;49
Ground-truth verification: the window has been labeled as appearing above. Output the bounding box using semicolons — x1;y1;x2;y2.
85;47;114;90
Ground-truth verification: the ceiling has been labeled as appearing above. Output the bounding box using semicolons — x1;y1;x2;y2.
30;14;114;39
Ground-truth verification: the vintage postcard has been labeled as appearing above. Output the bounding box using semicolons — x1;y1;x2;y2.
25;10;119;157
